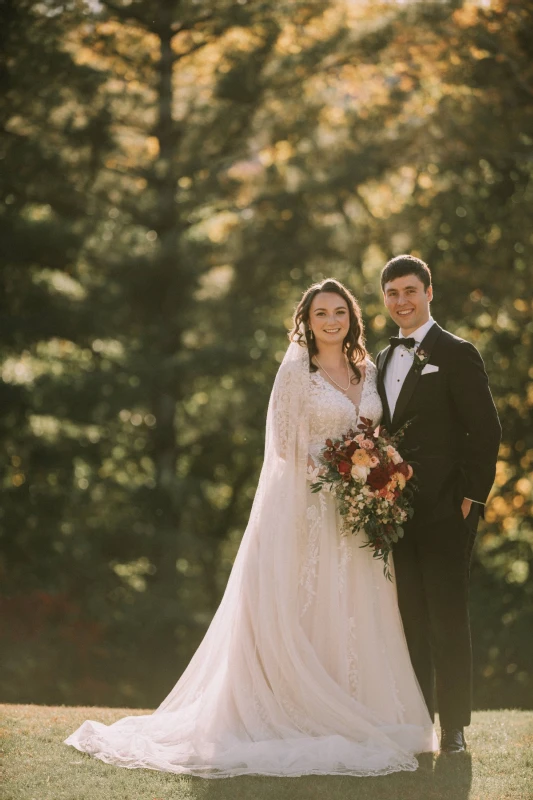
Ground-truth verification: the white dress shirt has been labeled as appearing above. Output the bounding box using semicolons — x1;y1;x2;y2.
383;317;435;418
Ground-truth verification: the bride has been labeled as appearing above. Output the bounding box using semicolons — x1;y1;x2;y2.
65;278;437;777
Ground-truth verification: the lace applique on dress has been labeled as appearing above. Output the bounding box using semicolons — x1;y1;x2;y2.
337;533;352;596
347;616;360;696
299;497;325;616
299;360;383;618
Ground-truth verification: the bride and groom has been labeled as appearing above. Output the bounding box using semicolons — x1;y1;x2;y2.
66;254;501;777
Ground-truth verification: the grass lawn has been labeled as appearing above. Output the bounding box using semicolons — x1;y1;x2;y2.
1;704;532;800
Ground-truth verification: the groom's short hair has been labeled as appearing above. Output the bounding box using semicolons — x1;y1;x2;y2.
380;255;432;291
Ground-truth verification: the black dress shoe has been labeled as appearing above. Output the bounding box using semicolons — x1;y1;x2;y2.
440;727;467;754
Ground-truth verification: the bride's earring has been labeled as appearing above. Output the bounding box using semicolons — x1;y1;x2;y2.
308;328;314;340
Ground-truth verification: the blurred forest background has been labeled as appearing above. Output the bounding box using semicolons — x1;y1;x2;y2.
1;0;532;711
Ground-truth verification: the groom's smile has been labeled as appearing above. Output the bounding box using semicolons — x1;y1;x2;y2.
383;274;433;336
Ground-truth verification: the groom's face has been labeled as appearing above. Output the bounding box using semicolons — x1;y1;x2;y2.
382;274;433;335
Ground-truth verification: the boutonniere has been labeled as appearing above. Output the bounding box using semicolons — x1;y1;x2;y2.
412;347;431;373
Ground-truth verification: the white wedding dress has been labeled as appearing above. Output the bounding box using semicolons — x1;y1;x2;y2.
65;344;437;777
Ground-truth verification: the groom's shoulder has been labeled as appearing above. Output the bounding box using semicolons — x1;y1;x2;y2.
436;325;483;360
437;325;475;348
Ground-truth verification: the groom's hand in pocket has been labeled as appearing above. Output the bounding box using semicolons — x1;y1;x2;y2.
461;498;473;519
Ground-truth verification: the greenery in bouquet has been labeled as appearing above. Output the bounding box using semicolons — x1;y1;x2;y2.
310;418;415;580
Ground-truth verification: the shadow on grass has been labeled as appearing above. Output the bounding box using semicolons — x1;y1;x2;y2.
432;752;473;797
189;752;473;800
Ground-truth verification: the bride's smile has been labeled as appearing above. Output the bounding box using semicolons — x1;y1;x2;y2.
309;292;350;351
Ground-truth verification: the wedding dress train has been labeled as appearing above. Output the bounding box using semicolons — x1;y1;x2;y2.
65;343;437;777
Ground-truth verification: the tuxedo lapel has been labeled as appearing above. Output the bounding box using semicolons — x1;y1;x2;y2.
392;323;443;428
377;346;393;430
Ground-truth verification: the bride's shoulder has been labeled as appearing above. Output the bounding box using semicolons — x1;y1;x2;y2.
363;356;377;375
274;351;310;387
361;357;378;389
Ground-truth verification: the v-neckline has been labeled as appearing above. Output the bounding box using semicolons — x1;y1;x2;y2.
314;366;368;418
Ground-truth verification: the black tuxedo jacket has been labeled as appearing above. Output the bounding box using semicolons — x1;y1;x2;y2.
376;323;501;520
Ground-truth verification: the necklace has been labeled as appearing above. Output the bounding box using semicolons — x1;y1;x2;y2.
314;354;351;393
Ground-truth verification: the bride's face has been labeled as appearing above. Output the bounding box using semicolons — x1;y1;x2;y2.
308;292;350;349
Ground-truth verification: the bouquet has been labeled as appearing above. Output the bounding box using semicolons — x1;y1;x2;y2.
310;417;415;580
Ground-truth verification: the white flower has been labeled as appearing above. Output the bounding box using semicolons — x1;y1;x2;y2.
351;464;370;481
386;445;402;465
306;465;320;482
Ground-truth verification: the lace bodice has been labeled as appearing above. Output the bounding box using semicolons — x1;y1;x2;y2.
308;359;382;458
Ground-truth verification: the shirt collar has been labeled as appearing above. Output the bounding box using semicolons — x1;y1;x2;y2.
399;316;435;344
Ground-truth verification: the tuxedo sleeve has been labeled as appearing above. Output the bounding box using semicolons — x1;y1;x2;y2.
448;341;501;505
376;349;387;374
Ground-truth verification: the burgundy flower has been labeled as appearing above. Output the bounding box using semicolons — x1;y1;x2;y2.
367;466;390;490
396;460;410;478
344;441;358;458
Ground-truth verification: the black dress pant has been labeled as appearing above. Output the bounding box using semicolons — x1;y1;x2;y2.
393;503;479;729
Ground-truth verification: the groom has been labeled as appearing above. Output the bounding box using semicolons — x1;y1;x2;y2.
376;255;501;754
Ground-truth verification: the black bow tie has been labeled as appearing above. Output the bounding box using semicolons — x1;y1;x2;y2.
389;336;416;350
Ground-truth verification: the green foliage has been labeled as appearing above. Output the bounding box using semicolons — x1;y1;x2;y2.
0;0;532;710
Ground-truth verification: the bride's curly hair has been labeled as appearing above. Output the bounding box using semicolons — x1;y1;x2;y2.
290;278;367;382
